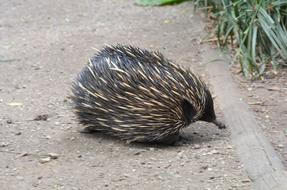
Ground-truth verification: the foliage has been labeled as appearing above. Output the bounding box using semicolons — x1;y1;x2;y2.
135;0;186;6
194;0;287;77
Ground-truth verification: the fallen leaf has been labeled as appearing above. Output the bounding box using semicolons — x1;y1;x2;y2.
7;102;23;106
247;101;264;105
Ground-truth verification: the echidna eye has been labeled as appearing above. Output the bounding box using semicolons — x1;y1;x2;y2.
181;99;196;124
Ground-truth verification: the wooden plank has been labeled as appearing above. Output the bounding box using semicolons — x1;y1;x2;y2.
202;45;287;190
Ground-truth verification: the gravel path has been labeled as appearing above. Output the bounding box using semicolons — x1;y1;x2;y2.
0;0;251;189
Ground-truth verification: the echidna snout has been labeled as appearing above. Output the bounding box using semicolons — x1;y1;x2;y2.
198;90;226;129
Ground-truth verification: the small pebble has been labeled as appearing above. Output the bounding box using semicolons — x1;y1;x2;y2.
133;151;141;156
194;155;200;159
164;164;171;168
193;144;201;149
44;135;51;139
15;132;22;136
208;150;219;155
48;153;59;159
6;119;13;124
39;157;51;164
69;137;76;141
20;152;29;157
33;114;48;121
226;145;233;149
201;165;208;170
0;142;9;147
241;179;251;183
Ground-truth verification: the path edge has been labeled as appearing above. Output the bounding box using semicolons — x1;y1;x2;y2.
201;44;287;190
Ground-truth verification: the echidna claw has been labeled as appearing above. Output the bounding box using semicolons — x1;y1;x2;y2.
212;120;226;129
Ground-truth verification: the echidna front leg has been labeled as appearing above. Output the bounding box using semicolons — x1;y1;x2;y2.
212;120;226;129
79;126;99;134
156;133;181;145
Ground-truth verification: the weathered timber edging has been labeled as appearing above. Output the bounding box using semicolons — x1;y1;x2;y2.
201;45;287;190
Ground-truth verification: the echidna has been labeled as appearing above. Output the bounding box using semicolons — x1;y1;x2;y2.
72;45;225;144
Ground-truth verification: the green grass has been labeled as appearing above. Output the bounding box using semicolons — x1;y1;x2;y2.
135;0;186;6
194;0;287;78
136;0;287;78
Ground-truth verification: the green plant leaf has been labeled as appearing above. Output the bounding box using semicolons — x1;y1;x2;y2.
193;0;287;77
251;24;258;64
135;0;185;6
258;8;287;60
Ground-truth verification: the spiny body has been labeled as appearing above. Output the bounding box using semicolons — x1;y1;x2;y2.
72;45;224;144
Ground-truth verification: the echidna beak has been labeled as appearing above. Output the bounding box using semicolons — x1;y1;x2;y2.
212;120;226;129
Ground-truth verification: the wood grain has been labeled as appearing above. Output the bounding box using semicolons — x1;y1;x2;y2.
202;45;287;190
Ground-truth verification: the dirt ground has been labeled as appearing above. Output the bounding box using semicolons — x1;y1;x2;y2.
231;67;287;167
0;0;265;189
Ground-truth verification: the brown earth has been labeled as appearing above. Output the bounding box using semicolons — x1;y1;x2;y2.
231;67;287;167
1;0;279;189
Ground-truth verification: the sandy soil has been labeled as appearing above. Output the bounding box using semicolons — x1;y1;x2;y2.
0;0;254;189
231;67;287;167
